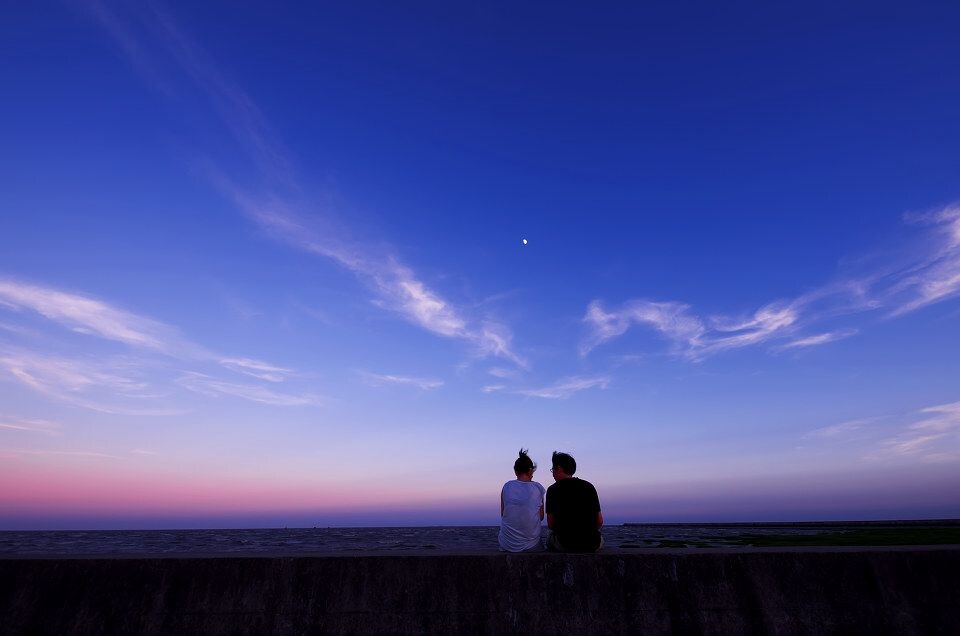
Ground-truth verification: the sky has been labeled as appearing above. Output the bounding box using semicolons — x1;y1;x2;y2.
1;2;959;529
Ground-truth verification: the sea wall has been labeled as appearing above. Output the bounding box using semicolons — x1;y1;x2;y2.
2;548;957;634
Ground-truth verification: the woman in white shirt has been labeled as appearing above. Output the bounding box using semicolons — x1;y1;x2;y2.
498;449;546;552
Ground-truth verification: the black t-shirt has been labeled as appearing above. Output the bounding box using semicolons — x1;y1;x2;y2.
545;477;601;552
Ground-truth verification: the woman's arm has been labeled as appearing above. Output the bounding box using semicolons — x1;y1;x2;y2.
500;491;504;517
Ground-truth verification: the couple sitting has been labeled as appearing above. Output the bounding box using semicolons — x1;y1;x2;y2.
498;449;604;553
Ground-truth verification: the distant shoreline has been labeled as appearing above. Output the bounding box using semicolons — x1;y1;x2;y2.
3;518;959;533
622;518;960;527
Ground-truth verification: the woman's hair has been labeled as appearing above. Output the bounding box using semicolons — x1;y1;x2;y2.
514;448;536;474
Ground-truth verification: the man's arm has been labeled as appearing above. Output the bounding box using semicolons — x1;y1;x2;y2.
592;484;603;529
547;513;555;529
500;491;504;517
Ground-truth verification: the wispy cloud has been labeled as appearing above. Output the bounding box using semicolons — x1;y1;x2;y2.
85;2;525;369
581;299;704;357
130;448;160;456
878;401;960;462
0;417;60;436
0;278;199;356
779;329;858;350
0;348;167;415
474;323;526;368
806;401;960;464
0;279;314;411
705;302;801;354
516;376;610;400
803;417;878;439
177;372;322;406
581;298;801;359
0;321;41;338
481;384;506;394
582;206;960;360
0;279;302;384
218;357;293;383
10;449;121;460
886;206;960;315
86;0;293;184
882;433;947;457
3;354;144;396
359;372;444;391
225;187;527;367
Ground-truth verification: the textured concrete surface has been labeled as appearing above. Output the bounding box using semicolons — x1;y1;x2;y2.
1;548;957;634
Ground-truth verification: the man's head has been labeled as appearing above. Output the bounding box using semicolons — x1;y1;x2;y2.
551;451;576;481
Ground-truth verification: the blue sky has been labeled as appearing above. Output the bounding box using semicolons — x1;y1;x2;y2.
1;2;958;529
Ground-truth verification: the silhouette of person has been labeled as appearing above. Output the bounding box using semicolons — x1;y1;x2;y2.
498;449;545;552
545;451;603;552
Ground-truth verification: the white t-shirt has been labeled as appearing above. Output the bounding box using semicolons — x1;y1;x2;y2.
498;479;546;552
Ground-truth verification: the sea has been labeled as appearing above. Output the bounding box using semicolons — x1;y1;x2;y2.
2;521;951;555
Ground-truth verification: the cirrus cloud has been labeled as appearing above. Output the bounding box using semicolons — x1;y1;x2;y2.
582;206;960;361
359;372;445;391
516;375;610;400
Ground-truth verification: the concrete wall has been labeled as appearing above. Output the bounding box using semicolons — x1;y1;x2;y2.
1;548;957;634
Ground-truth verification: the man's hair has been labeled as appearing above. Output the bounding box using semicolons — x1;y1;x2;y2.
551;451;576;476
514;448;535;474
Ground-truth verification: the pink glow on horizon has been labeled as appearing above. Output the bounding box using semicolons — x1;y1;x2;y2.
3;454;957;526
0;457;491;518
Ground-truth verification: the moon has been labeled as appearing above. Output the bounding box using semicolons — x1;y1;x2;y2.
522;238;528;245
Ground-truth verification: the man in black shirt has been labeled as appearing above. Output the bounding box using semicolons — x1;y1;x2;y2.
545;451;603;552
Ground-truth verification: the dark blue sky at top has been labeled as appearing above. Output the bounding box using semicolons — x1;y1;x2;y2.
6;2;960;301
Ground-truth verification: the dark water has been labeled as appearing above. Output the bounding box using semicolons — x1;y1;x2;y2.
4;522;946;555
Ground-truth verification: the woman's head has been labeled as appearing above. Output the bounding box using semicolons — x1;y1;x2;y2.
514;448;536;476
